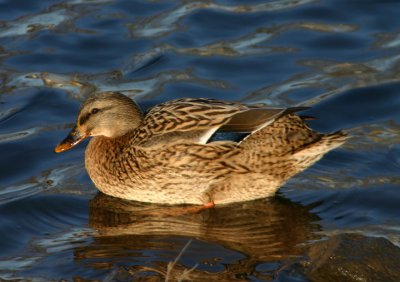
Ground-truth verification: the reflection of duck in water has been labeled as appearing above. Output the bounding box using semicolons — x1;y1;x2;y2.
55;92;346;205
77;194;321;281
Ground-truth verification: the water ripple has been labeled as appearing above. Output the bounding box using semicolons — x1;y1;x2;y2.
0;195;91;279
127;22;355;71
0;164;87;205
128;0;317;38
243;53;400;106
0;9;69;38
1;69;229;101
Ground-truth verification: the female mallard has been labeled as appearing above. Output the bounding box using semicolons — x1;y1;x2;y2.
55;92;346;206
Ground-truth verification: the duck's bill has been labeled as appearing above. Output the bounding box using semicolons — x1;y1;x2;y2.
54;126;87;153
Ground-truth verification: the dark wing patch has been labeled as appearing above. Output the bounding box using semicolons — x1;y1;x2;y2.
219;106;309;133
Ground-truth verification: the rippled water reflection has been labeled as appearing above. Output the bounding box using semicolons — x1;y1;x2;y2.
1;0;400;280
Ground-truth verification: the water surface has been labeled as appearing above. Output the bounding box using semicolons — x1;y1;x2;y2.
1;0;400;281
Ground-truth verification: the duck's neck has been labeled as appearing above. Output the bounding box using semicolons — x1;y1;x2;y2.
85;136;124;175
86;135;125;163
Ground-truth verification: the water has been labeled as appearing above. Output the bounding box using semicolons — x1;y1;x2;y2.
1;0;400;280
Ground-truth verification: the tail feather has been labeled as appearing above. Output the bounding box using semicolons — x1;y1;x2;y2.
293;130;348;157
237;114;348;180
288;130;348;175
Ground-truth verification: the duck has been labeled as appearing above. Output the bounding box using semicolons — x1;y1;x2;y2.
55;92;347;206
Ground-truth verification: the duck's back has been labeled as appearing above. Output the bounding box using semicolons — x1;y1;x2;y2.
130;98;304;147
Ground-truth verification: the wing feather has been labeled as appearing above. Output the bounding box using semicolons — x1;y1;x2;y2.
132;98;307;146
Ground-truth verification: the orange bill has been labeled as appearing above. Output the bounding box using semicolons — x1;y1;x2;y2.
54;126;88;153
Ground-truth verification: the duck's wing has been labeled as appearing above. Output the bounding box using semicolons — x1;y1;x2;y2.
133;98;306;146
218;106;308;132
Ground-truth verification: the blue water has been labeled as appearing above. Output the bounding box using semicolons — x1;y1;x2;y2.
1;0;400;281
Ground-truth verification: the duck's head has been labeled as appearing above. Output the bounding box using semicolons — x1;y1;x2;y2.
55;92;143;153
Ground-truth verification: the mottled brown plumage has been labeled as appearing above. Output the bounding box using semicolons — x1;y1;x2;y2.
55;92;347;205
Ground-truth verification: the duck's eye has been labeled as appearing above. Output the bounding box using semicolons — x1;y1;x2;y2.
91;108;99;114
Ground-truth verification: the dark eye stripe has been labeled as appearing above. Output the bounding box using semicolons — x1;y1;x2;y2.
78;106;113;126
79;113;91;126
